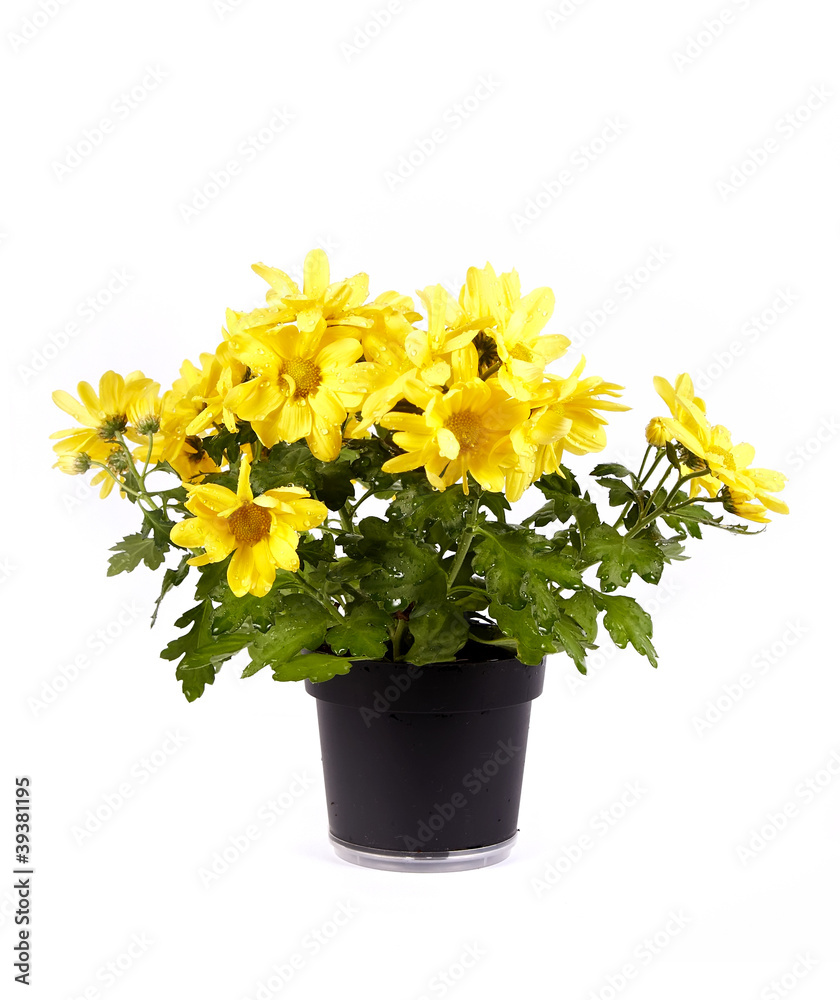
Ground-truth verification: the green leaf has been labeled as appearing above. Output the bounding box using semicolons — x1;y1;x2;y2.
345;518;447;614
582;524;664;592
489;601;556;666
389;482;473;535
472;524;582;612
212;587;277;635
297;532;336;567
272;652;353;683
592;462;633;480
107;533;167;576
563;590;599;643
523;501;558;528
150;555;190;626
595;593;658;667
347;436;401;490
594;477;637;507
162;601;250;701
326;602;392;658
241;594;334;677
408;608;470;665
194;559;230;600
551;612;593;674
535;471;600;533
247;442;355;511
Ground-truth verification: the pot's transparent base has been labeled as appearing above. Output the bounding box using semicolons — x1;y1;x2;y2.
329;833;517;872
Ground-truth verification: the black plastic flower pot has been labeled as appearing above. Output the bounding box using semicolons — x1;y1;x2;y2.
305;647;546;872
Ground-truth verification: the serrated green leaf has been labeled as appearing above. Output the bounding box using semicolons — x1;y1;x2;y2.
247;442;355;510
347;436;401;490
162;601;249;701
583;524;664;591
241;594;334;676
407;608;470;665
489;601;556;665
345;517;447;614
551;613;594;674
592;462;633;480
212;587;277;635
326;602;392;658
389;482;473;534
194;559;230;600
523;500;558;528
563;590;599;642
535;472;600;532
472;524;582;612
595;593;658;667
150;554;190;626
107;533;167;576
273;652;353;683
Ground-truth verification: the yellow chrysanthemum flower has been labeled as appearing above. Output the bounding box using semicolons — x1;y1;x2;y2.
170;456;328;598
134;398;219;483
51;371;157;465
505;359;628;499
171;342;247;436
650;375;788;521
460;263;570;400
686;426;789;515
349;285;485;436
649;373;709;457
240;248;374;337
380;378;529;495
223;314;378;460
346;293;423;435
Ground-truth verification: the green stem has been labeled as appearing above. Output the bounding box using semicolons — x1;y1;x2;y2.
638;449;666;488
391;618;409;661
640;464;675;519
447;495;481;589
115;433;163;511
141;435;155;479
635;444;653;485
349;486;379;515
90;463;150;504
292;574;343;622
448;585;488;598
610;445;661;528
672;496;724;510
627;469;711;537
339;502;354;534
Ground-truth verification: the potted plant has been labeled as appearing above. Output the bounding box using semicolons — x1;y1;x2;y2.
51;250;788;871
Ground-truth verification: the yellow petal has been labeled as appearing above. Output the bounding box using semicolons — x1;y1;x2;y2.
303;249;330;298
237;456;254;501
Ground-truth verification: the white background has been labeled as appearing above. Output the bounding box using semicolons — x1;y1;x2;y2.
2;0;839;997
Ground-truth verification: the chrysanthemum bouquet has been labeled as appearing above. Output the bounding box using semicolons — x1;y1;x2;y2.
52;251;788;701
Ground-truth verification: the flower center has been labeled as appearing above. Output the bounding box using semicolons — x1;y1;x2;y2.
280;357;322;399
473;331;501;376
444;410;484;452
228;502;272;546
185;436;208;467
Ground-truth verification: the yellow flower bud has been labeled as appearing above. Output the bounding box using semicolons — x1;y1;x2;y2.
645;417;671;447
